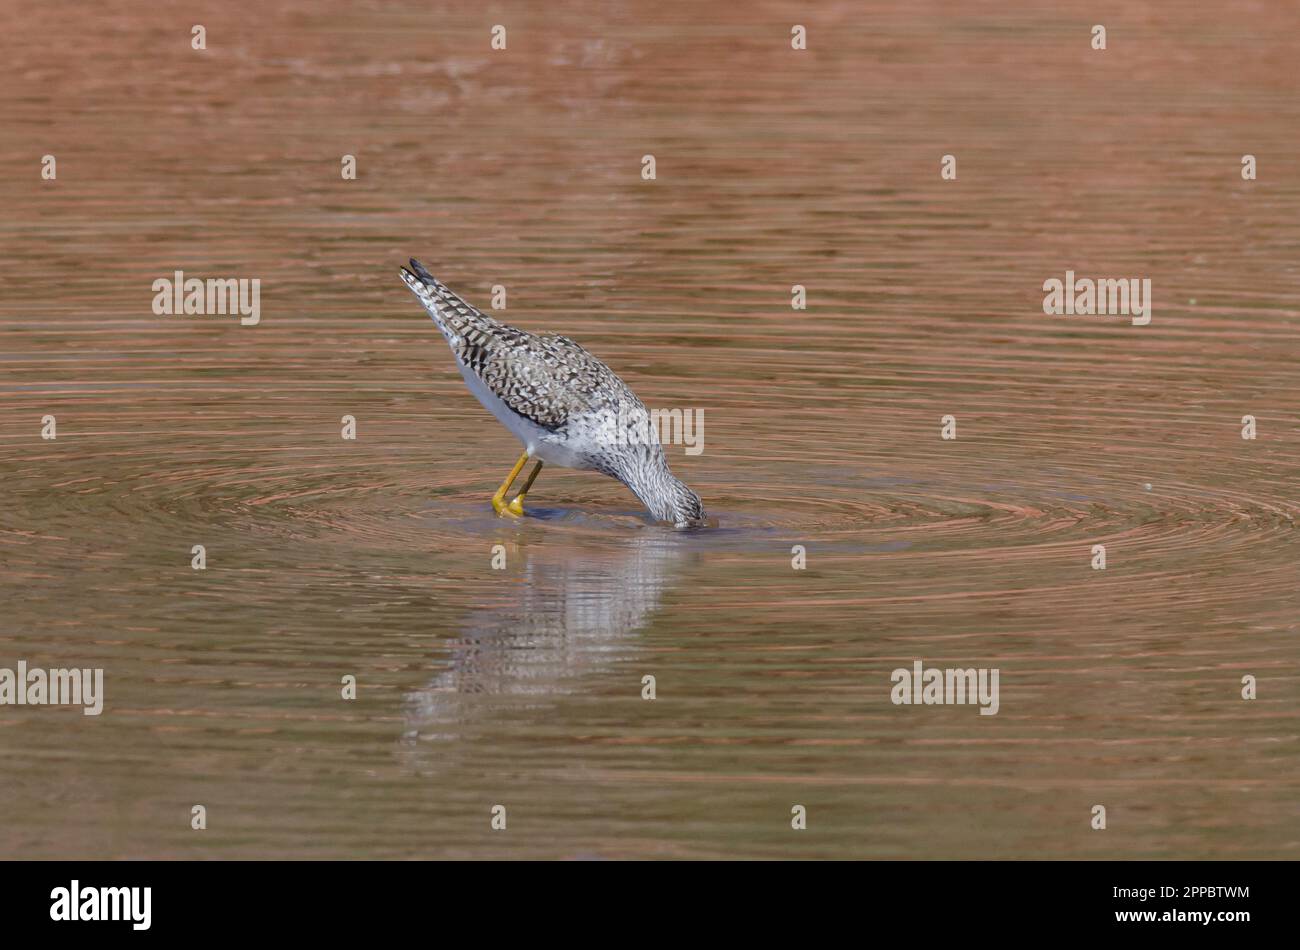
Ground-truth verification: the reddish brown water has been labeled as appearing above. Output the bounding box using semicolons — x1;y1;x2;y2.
1;1;1297;858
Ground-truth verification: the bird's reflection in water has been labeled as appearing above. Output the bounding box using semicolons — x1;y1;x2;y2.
402;529;690;755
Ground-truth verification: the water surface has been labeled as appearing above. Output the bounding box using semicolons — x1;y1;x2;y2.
1;1;1297;858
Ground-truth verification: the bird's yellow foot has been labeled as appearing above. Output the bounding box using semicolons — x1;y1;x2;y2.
502;460;542;518
490;451;531;518
488;453;541;518
492;495;522;518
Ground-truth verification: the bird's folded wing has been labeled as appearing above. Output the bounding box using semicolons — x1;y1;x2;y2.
472;331;632;432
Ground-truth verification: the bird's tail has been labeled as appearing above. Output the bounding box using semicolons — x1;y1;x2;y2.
398;258;496;343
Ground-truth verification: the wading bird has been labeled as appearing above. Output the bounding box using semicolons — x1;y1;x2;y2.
399;259;706;528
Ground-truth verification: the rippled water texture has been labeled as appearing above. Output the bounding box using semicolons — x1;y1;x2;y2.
1;2;1298;858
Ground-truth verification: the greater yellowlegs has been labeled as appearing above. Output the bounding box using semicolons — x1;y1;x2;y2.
399;259;706;527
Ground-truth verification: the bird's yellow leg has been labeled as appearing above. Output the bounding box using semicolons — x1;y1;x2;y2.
506;461;543;516
491;451;530;517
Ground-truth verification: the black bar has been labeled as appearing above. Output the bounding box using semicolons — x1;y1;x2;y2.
1;860;1283;937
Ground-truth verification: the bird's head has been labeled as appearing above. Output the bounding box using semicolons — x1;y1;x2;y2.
622;455;707;528
666;479;707;529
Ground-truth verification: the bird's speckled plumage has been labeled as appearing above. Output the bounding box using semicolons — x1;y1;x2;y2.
399;258;705;526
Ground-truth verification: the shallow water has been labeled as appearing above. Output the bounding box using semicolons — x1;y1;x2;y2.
1;2;1298;858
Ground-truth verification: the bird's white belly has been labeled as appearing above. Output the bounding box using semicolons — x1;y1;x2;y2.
455;358;591;470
